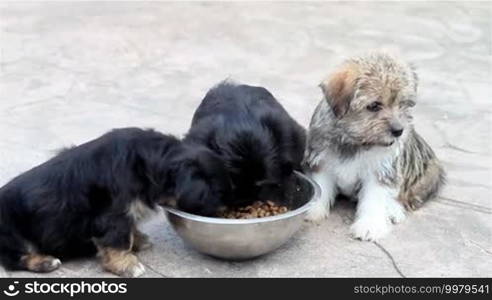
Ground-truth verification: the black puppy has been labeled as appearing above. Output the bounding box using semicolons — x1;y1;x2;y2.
0;127;229;277
184;81;306;207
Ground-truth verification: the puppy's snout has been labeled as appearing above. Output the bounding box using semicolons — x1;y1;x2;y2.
390;125;404;137
389;119;404;137
391;128;403;137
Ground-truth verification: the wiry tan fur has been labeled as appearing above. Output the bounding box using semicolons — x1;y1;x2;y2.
398;132;445;209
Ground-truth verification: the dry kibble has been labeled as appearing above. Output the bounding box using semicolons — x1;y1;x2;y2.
216;200;290;219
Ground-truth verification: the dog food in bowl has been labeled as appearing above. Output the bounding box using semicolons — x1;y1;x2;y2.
216;201;289;219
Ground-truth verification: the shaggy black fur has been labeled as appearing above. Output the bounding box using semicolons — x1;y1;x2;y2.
184;81;306;206
0;127;230;271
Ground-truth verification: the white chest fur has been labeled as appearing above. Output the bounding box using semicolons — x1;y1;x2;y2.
326;146;397;197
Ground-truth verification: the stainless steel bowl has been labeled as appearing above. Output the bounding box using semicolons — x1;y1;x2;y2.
164;171;320;260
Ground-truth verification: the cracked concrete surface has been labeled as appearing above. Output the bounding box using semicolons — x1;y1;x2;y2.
0;2;490;277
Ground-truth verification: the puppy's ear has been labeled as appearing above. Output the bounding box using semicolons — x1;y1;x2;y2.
173;163;218;217
319;64;359;118
176;177;214;216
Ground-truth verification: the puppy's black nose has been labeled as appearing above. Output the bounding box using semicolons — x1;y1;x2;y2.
391;128;404;137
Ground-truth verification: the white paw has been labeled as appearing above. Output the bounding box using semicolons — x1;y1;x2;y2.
127;262;145;278
51;258;62;269
305;201;330;224
387;203;406;224
351;217;390;241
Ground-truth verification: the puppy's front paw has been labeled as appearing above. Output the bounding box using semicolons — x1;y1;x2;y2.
387;201;406;224
101;250;146;278
351;217;390;241
113;256;145;278
305;201;330;224
22;254;62;273
125;261;146;278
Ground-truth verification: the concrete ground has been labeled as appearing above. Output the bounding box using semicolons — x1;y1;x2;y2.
0;2;490;278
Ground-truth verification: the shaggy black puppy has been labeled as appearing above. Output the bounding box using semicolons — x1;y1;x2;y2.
184;81;306;207
0;127;230;277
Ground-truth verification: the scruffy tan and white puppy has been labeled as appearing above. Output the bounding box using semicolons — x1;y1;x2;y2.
304;52;445;241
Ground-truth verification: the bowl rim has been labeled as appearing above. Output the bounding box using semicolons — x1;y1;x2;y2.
164;171;321;224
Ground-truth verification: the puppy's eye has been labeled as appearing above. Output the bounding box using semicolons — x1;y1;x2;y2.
366;101;382;112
